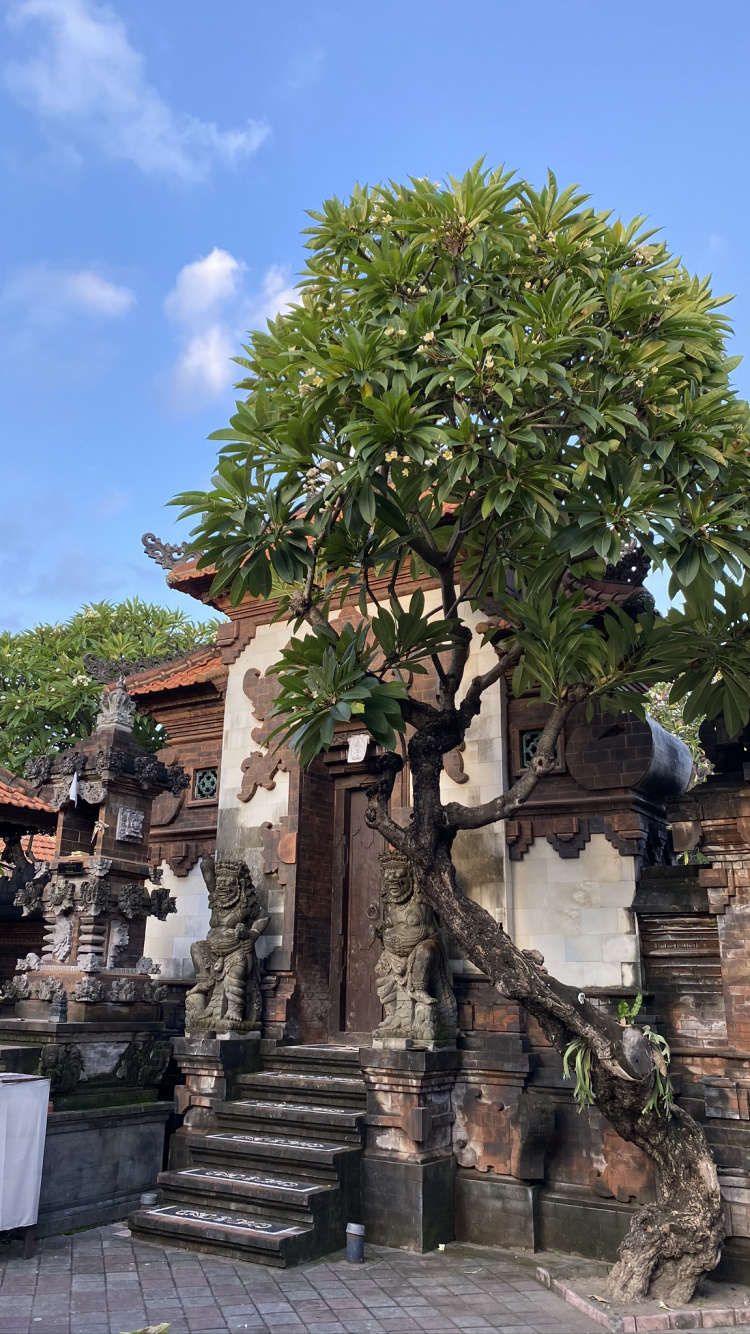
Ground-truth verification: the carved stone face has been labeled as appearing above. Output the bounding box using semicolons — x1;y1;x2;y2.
213;865;258;916
381;861;413;905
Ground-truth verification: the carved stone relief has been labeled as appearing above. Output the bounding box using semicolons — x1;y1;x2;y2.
116;806;145;843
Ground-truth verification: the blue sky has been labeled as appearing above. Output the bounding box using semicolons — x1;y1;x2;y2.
1;0;748;630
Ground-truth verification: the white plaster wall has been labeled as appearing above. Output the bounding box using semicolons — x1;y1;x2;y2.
143;858;208;980
510;833;640;989
216;618;298;959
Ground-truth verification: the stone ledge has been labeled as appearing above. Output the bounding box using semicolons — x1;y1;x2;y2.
536;1263;750;1330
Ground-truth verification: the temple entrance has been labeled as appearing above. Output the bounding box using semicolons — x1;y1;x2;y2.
329;776;386;1042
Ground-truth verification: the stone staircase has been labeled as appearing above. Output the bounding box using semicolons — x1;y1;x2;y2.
129;1045;365;1267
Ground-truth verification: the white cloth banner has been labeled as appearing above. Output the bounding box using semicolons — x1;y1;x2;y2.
0;1074;50;1229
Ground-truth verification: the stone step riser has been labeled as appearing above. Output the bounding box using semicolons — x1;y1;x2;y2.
186;1134;359;1184
128;1207;314;1268
214;1104;363;1144
158;1180;341;1233
234;1075;366;1110
159;1184;317;1229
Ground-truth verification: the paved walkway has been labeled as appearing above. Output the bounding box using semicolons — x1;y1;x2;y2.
0;1222;600;1334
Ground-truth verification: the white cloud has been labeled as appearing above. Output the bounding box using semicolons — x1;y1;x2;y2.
164;248;245;327
4;0;269;182
164;249;297;410
4;262;135;326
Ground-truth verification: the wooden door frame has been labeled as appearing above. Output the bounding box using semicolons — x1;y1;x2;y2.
328;771;383;1046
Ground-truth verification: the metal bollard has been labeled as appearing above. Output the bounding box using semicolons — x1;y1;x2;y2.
346;1222;365;1263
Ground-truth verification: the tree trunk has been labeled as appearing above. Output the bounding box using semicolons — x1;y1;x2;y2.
375;828;724;1304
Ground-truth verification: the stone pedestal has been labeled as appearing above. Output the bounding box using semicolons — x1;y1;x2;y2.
360;1046;459;1252
168;1032;261;1168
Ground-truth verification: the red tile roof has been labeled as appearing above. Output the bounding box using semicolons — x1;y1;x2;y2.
25;832;55;862
0;777;55;814
126;645;225;697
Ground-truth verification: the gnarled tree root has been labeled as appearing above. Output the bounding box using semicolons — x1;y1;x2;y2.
607;1198;724;1305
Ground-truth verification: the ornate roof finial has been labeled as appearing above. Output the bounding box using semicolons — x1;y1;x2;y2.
96;675;136;732
141;533;189;570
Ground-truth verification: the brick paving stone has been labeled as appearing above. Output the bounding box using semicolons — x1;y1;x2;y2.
0;1224;605;1333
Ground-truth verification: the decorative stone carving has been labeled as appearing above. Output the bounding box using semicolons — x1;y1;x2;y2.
147;886;177;920
108;978;136;1003
39;1043;85;1094
15;953;41;971
77;952;101;973
118;884;145;918
164;764;190;796
141;531;189;569
116;806;145;843
237;751;285;803
77;878;110;915
96;676;135;732
106;921;129;968
46;880;75;914
37;976;66;1003
24;755;52;786
185;855;270;1034
74;976;104;1003
44;917;73;962
2;974;31;1001
59;751;86;776
13;877;46;916
88;857;112;877
94;748;125;778
115;1037;171;1087
373;851;457;1048
134;755;161;789
135;956;156;973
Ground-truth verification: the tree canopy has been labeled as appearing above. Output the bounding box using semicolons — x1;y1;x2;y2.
174;162;750;762
172;163;750;1301
0;598;218;774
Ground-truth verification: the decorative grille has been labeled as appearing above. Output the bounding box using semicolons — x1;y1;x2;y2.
193;767;218;800
520;730;559;768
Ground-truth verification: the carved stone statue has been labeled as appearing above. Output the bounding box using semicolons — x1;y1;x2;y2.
185;855;270;1034
373;851;457;1048
96;675;136;732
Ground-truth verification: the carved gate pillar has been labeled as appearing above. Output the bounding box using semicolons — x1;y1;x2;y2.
360;1046;460;1251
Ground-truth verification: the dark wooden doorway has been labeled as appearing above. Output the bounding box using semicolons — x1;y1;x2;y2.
329;776;386;1042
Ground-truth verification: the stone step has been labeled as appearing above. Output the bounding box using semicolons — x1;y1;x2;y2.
234;1070;366;1110
158;1167;343;1239
215;1098;364;1144
128;1203;313;1267
187;1130;361;1181
264;1044;362;1077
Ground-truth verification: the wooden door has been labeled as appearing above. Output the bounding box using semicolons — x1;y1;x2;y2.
330;783;385;1039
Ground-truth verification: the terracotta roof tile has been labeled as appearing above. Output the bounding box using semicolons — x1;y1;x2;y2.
0;778;55;814
126;645;224;697
25;832;55;862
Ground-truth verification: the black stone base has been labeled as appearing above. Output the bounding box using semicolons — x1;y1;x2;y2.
455;1170;539;1250
37;1101;172;1237
538;1185;633;1261
362;1153;455;1252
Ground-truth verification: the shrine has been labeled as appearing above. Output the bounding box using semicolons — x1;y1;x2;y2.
4;542;750;1281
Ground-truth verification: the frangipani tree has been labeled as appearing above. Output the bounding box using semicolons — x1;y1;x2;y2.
174;163;750;1302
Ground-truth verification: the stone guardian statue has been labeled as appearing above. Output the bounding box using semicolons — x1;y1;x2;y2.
185;855;269;1034
373;850;457;1048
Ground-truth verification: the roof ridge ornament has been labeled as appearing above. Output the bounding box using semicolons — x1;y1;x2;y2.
96;675;136;732
141;532;189;570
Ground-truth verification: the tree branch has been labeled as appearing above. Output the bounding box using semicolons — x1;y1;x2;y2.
443;685;589;832
364;753;411;852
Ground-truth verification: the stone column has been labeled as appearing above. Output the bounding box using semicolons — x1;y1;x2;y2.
360;1046;459;1252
